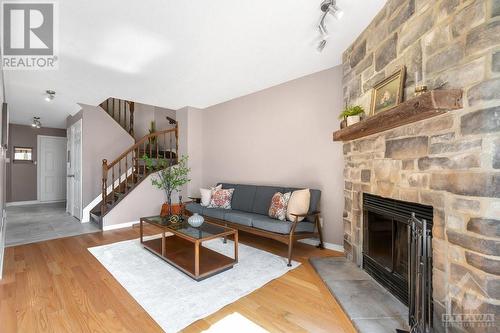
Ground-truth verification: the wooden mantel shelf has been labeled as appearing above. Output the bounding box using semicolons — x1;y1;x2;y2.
333;89;463;141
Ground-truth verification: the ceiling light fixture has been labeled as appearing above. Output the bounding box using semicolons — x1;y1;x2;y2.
317;0;344;52
32;116;42;128
45;90;56;102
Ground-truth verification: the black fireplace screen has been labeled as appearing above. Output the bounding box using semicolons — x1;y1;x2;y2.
363;194;433;306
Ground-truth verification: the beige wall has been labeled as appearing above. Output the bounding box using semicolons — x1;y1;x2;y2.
77;104;135;211
201;66;345;246
133;103;176;141
7;124;66;202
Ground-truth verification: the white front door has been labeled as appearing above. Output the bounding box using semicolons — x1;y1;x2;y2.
38;136;67;202
66;120;82;220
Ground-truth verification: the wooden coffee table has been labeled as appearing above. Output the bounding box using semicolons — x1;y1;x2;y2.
140;215;238;281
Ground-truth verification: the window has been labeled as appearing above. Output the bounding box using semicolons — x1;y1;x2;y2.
13;147;33;161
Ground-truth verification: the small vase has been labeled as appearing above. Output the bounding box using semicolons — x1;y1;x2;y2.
188;213;204;228
347;115;361;126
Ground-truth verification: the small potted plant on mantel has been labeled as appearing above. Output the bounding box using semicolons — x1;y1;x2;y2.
339;105;365;128
143;155;191;221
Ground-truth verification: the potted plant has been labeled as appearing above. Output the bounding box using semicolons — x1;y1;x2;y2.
339;105;365;127
143;155;191;217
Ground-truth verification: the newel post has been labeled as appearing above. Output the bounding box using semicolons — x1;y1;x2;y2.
175;123;179;163
101;159;108;216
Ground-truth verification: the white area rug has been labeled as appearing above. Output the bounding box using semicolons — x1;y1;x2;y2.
88;237;299;333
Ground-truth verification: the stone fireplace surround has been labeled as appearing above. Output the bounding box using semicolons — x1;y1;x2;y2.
341;0;500;331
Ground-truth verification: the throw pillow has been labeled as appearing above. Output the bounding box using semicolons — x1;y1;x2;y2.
200;184;221;206
208;188;234;209
268;192;291;221
286;189;311;222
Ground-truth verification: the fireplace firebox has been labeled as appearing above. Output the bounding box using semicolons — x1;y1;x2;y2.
362;193;433;306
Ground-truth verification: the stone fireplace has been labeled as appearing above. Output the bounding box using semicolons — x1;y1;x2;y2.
340;0;500;332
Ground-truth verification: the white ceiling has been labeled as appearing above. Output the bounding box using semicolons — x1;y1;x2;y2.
4;0;385;128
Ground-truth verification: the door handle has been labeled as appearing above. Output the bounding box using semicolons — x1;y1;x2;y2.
67;174;75;178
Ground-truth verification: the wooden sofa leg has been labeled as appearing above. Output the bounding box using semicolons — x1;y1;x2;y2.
316;216;325;250
287;240;293;267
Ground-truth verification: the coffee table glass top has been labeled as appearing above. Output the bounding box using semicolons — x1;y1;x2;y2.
142;215;230;240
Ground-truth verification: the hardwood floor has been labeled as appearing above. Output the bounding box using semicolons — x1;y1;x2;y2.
0;226;356;332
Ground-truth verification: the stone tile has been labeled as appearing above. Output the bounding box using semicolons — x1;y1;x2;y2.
466;20;500;55
418;153;480;170
447;230;500;255
363;71;385;92
494;138;500;169
375;33;398;71
453;198;481;213
451;0;486;38
428;56;486;90
430;172;500;198
420;190;444;208
492;0;500;18
461;106;500;135
429;139;482;154
327;279;407;319
350;40;367;68
494;51;500;72
353;317;409;333
423;24;450;56
467;79;500;106
426;42;464;74
361;169;371;183
386;136;429;159
467;218;500;237
388;0;415;32
466;251;500;275
402;159;415;170
355;53;373;75
430;132;455;145
399;7;435;52
309;257;371;281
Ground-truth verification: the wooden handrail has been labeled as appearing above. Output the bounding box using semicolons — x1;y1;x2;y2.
106;128;177;169
100;125;179;216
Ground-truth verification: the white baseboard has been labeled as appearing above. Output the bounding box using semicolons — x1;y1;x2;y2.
6;200;65;207
298;238;344;253
103;220;138;231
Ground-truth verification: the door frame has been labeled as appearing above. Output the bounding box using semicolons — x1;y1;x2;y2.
37;135;67;203
66;120;83;220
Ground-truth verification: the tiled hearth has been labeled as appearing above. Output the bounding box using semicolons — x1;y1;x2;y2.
340;0;500;331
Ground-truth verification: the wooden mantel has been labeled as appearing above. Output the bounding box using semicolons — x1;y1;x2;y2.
333;89;463;141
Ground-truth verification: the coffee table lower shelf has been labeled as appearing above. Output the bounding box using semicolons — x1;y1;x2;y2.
143;236;235;281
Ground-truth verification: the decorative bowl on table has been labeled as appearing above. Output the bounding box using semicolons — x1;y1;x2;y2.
188;213;204;228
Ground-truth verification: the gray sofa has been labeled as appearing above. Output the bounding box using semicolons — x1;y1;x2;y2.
186;183;324;266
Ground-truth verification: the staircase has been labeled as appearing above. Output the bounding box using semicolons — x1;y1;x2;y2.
100;97;135;137
89;127;179;228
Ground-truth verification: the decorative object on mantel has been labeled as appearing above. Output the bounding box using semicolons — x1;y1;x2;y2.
414;71;428;97
333;89;463;141
188;213;204;227
370;66;406;116
143;154;191;218
339;105;365;127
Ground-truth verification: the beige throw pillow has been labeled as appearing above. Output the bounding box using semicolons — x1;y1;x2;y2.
286;189;310;222
200;184;222;206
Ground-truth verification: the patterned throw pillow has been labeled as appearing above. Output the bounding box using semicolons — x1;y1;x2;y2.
268;192;291;221
208;188;234;209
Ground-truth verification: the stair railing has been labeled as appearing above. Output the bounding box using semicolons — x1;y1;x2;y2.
100;97;135;137
100;126;178;216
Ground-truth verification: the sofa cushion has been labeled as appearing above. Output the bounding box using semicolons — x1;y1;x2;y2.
186;202;204;215
224;210;261;227
252;216;316;234
252;186;284;215
202;207;228;220
230;184;257;212
283;187;321;222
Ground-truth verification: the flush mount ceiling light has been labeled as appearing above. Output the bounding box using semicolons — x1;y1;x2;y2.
45;90;56;102
317;0;344;52
32;116;42;128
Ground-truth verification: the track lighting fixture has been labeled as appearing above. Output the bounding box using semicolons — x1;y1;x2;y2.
32;116;42;128
45;90;56;102
317;0;344;52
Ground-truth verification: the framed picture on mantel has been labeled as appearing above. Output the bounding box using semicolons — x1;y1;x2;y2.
370;66;406;116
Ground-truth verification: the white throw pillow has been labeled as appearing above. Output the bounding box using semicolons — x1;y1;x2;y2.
200;184;222;206
286;189;311;222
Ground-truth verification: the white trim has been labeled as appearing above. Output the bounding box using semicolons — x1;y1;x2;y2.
298;238;344;253
37;135;67;202
6;200;65;207
103;220;138;231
